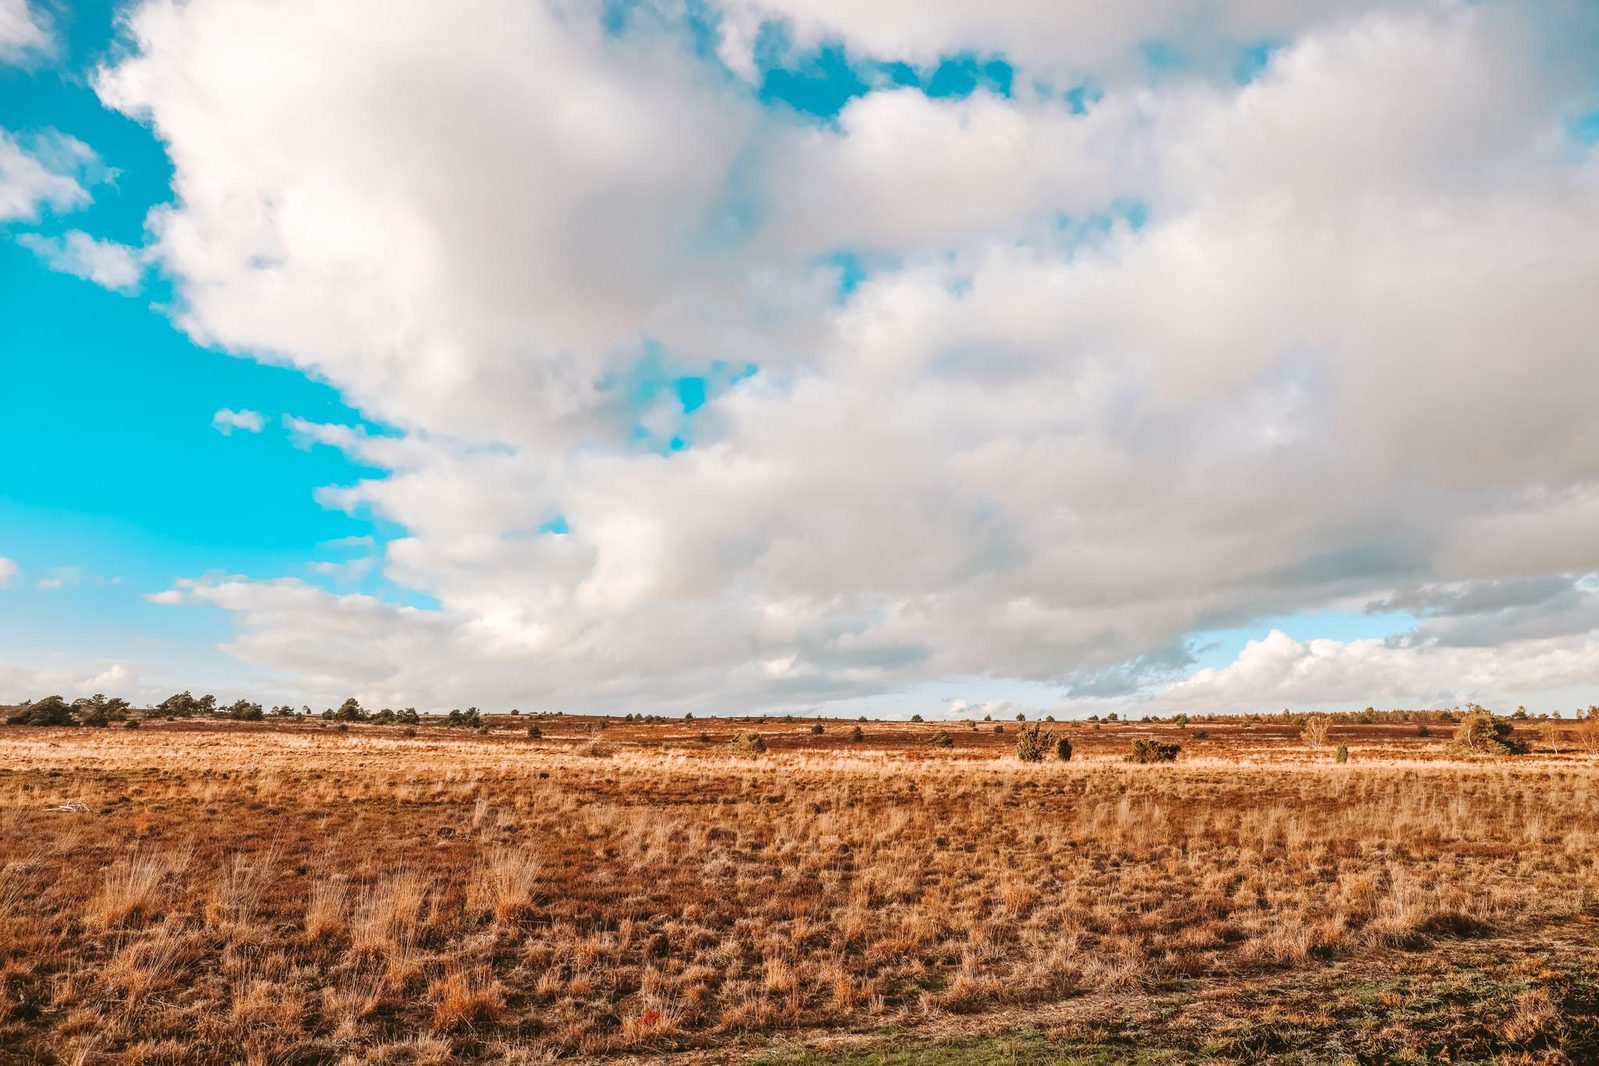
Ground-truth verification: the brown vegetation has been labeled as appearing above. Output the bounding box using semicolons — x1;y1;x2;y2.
0;711;1595;1061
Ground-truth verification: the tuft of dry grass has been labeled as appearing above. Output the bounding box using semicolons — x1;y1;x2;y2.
89;848;191;930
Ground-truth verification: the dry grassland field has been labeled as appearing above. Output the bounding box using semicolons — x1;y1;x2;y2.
2;712;1598;1064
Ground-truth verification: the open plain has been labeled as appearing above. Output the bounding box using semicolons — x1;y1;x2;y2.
1;713;1597;1064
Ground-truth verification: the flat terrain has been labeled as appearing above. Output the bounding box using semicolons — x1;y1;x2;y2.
1;715;1596;1063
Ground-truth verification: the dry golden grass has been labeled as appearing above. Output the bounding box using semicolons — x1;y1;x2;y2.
0;714;1595;1061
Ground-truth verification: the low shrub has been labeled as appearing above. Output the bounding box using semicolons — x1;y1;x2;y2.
928;730;954;748
1334;744;1349;764
1449;709;1528;756
1054;735;1073;762
1126;738;1181;764
1015;723;1053;762
730;732;767;756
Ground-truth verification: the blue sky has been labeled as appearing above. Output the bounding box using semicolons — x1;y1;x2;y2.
3;0;1599;714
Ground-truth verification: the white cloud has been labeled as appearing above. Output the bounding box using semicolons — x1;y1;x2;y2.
714;0;1415;84
0;129;98;221
0;0;53;66
0;557;16;588
212;408;264;435
1140;625;1599;715
17;231;144;291
0;659;142;703
96;1;1599;712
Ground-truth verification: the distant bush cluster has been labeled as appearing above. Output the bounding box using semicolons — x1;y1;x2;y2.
1014;722;1072;763
1449;707;1529;756
3;692;1585;767
1126;738;1182;764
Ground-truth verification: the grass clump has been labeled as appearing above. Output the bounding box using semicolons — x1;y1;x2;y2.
731;731;768;756
928;731;954;749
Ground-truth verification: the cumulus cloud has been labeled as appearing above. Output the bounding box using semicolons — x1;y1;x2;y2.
108;0;1599;711
1140;625;1599;715
0;0;52;66
212;408;264;435
18;231;144;291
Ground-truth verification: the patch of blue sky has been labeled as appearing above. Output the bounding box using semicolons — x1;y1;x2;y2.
1566;109;1599;147
1186;607;1422;674
755;27;1015;120
600;343;757;454
1232;40;1285;86
1052;198;1150;251
0;6;430;663
1139;38;1190;84
1063;81;1104;115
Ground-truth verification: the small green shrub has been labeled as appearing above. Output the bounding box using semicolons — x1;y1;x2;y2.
730;732;767;756
850;725;865;742
1334;744;1349;763
1449;708;1527;755
526;725;542;739
123;718;142;730
1014;722;1053;762
811;723;825;735
928;730;954;748
1126;738;1180;764
1054;735;1073;762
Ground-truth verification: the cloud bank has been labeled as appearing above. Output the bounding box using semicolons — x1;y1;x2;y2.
91;0;1599;713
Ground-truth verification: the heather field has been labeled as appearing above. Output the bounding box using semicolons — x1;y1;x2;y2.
2;714;1597;1064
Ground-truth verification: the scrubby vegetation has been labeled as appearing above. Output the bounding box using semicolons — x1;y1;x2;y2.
1450;707;1530;756
1126;738;1182;763
0;715;1595;1062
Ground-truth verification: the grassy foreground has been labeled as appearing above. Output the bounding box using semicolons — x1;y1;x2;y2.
0;714;1595;1062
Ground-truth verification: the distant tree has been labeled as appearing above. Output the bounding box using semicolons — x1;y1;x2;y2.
811;723;825;735
1302;714;1333;747
850;725;865;742
158;691;201;718
910;714;924;723
333;698;367;722
7;695;75;727
225;699;264;721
